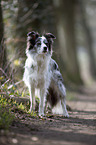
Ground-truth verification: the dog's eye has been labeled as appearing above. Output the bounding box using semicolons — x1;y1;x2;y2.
45;42;48;45
37;42;41;46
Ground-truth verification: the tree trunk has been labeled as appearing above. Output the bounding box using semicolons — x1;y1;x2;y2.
79;0;96;79
0;0;7;74
53;0;83;85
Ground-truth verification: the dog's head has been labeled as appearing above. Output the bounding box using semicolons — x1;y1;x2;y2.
26;31;56;56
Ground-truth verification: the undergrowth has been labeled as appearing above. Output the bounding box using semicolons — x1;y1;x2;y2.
0;104;14;130
0;94;15;130
0;75;38;130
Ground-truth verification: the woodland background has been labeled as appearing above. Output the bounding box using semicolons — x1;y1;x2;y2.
0;1;96;145
0;0;96;87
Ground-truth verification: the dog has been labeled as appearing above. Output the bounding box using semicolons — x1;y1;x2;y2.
23;31;69;117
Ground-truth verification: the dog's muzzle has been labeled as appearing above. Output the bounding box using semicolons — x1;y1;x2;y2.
43;47;48;53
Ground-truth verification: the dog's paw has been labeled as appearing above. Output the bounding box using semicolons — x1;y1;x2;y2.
39;112;45;117
63;112;69;118
39;113;44;117
28;108;35;114
29;108;32;113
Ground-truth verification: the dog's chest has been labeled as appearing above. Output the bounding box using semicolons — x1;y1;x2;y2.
24;56;51;88
32;62;47;79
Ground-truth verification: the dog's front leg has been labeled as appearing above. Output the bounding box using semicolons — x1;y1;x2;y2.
39;89;46;116
29;86;35;112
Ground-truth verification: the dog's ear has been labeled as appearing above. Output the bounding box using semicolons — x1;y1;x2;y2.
44;33;56;39
27;31;39;51
27;31;40;50
44;33;56;54
27;31;39;40
27;31;35;37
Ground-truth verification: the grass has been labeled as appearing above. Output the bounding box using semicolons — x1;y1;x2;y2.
0;105;14;130
0;94;15;130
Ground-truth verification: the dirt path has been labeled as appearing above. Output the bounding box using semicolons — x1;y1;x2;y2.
0;85;96;145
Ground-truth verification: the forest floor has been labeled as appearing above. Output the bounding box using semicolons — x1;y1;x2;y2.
0;84;96;145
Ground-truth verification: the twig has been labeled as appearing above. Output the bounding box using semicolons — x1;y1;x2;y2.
1;79;10;88
0;68;9;79
4;95;29;104
8;80;23;89
20;3;38;22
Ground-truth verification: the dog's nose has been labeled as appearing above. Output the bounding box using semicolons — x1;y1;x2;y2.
44;47;47;52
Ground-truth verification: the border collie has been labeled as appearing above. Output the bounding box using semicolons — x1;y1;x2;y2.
23;31;69;117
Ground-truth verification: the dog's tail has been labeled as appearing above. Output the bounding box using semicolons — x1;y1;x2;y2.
52;100;64;115
47;85;66;115
47;78;69;117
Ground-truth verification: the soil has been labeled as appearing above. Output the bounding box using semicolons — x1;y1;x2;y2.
0;85;96;145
